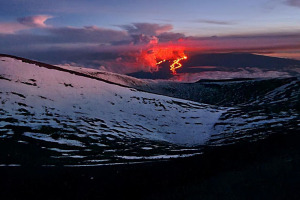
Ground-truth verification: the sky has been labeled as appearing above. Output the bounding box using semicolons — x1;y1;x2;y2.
0;0;300;73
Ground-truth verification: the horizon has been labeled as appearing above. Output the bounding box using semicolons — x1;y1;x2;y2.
0;0;300;74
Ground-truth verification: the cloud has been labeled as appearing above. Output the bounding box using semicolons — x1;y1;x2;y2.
286;0;300;7
132;34;159;44
1;30;300;74
0;15;52;34
111;24;181;45
0;23;28;34
192;19;236;25
0;26;130;48
182;33;300;53
118;23;173;36
18;15;52;28
157;32;185;42
0;17;300;75
48;26;130;43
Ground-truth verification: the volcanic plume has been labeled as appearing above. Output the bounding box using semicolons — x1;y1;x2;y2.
97;32;188;75
150;46;187;75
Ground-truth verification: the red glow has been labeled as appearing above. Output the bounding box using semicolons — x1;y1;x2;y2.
151;46;187;75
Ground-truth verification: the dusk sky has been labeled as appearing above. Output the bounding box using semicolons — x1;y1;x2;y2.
1;0;300;73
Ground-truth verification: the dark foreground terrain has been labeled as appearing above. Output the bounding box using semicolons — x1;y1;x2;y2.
1;130;300;200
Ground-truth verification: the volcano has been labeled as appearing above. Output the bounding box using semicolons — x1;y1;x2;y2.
127;53;300;80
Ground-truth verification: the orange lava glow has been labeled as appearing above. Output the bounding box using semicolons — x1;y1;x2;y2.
156;59;166;65
153;47;187;75
170;56;187;75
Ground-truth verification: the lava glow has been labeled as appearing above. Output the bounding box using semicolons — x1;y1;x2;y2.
156;59;166;65
170;56;187;75
153;47;187;75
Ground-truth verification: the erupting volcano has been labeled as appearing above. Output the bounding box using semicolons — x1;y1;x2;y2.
151;46;187;75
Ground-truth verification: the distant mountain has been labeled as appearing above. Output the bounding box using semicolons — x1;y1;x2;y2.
127;53;300;80
179;53;300;72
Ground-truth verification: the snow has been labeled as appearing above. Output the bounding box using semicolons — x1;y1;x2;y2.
170;68;291;82
0;164;21;167
114;153;203;160
0;57;226;147
23;132;85;147
59;64;149;88
2;56;297;166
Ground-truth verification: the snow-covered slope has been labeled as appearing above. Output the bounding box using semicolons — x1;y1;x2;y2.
0;56;226;166
59;65;150;88
1;55;299;166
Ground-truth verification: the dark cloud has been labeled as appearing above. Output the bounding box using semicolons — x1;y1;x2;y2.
192;19;237;25
132;34;159;44
111;23;181;45
0;26;131;51
186;32;300;41
157;32;185;42
110;40;133;46
181;33;300;55
118;23;173;36
48;26;130;43
286;0;300;7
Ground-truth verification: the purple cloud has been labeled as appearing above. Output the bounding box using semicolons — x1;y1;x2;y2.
286;0;300;7
132;34;159;44
119;23;173;36
192;19;236;25
48;26;130;43
0;15;52;34
157;32;185;42
0;23;27;34
18;15;52;28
